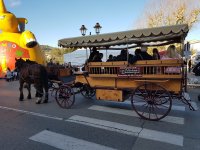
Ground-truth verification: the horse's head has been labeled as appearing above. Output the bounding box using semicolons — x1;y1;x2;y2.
15;58;26;70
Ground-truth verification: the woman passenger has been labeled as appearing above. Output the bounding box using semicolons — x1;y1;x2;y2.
161;45;182;74
161;45;181;60
152;48;160;60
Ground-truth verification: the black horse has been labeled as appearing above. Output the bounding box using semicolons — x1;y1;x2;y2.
15;58;48;104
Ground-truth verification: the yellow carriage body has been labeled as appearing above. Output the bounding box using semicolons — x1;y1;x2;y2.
75;59;183;101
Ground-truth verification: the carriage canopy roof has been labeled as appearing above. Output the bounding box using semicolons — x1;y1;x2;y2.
58;24;189;48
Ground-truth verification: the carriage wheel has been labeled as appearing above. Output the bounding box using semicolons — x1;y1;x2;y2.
80;84;95;99
55;85;75;109
131;83;172;121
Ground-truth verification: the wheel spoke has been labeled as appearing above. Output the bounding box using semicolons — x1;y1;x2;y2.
137;89;146;97
61;99;65;106
151;105;159;120
132;98;146;103
159;103;170;109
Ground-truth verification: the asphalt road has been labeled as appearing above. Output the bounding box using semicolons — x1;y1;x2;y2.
0;79;200;150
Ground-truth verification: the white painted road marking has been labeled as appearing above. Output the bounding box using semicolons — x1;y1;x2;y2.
66;115;183;146
123;100;186;111
190;102;199;110
0;105;63;121
30;130;116;150
88;105;184;125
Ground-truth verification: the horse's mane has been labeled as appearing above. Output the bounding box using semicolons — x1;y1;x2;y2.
15;58;37;71
26;59;38;64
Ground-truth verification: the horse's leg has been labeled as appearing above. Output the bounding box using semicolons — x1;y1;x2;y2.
40;67;49;103
34;80;40;98
27;83;32;99
43;79;49;103
35;90;39;97
43;86;49;103
35;82;43;104
19;80;24;101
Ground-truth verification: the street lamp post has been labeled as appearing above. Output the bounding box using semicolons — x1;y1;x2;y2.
79;23;102;36
80;25;87;36
94;22;102;35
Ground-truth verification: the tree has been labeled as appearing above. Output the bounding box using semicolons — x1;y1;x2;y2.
43;47;75;64
135;0;200;29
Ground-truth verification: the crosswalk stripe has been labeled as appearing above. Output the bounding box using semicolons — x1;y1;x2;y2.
0;105;63;121
66;115;183;146
30;130;116;150
123;101;186;111
190;102;199;110
88;105;184;125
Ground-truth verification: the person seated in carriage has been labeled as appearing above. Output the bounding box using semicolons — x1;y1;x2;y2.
129;48;143;64
92;52;103;62
116;49;128;61
116;48;135;63
140;46;153;60
161;45;182;74
161;45;181;60
152;48;161;60
88;47;99;62
107;54;114;62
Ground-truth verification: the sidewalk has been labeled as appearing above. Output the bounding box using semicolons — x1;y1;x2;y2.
187;72;200;87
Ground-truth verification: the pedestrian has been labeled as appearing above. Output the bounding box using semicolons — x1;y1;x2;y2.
6;67;13;81
188;59;192;73
193;62;200;76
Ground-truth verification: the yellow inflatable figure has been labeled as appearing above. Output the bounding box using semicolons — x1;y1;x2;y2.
0;0;45;77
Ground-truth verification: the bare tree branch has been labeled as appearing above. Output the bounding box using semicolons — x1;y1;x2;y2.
134;0;200;29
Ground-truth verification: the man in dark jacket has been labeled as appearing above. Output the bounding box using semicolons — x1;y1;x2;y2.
88;47;98;62
140;46;153;60
129;48;143;64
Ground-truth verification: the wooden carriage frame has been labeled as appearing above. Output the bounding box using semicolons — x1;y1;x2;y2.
54;24;194;121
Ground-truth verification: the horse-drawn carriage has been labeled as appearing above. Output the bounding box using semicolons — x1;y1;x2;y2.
54;24;195;121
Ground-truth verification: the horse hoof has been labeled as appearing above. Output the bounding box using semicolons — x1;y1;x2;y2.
19;99;23;101
23;83;28;88
36;98;42;104
27;96;32;99
43;100;48;103
36;101;41;104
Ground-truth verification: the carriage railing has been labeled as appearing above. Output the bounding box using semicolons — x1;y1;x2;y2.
88;59;184;79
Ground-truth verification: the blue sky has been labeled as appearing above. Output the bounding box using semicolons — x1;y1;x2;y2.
4;0;200;47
